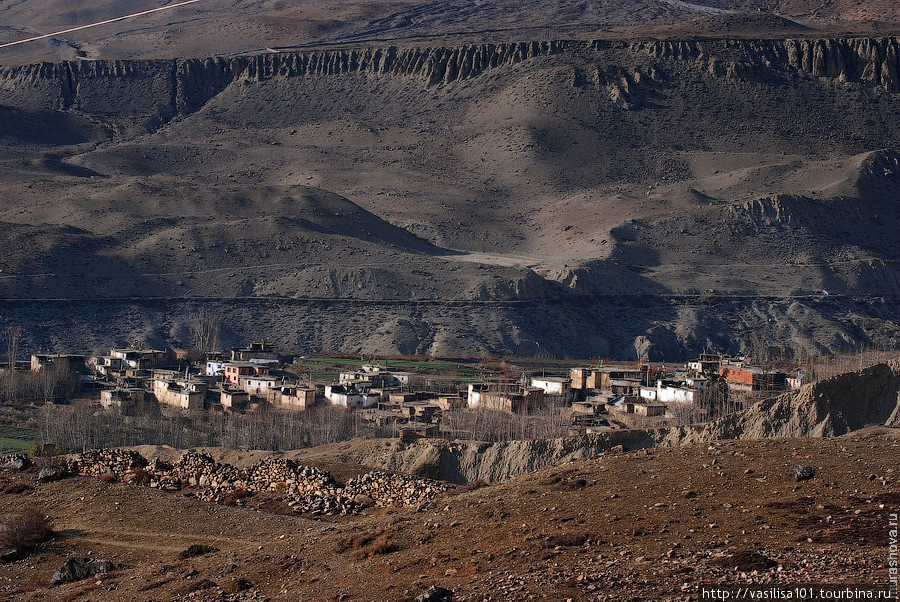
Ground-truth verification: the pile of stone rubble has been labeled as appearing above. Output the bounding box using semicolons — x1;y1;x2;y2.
345;470;453;508
67;448;147;479
65;448;453;516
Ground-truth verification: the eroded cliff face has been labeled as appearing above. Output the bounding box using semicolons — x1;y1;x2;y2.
633;37;900;91
1;37;898;124
0;41;572;118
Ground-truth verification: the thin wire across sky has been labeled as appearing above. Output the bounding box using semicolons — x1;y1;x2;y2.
0;0;204;49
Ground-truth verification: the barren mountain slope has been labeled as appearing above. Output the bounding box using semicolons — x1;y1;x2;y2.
1;0;899;66
1;38;900;357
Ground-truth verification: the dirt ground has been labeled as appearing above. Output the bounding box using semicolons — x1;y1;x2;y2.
0;427;896;601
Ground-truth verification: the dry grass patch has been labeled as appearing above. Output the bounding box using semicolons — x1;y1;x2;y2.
179;544;219;559
542;531;590;548
0;506;52;551
337;527;401;559
1;481;31;494
220;488;252;506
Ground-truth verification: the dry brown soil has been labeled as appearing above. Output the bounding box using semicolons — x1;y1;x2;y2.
0;427;897;600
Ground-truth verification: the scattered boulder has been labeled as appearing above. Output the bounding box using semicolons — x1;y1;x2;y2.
416;586;454;601
51;557;125;585
714;550;777;572
0;548;23;563
37;466;66;483
794;465;815;481
1;454;30;472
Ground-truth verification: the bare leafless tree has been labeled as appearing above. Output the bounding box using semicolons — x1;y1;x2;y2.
4;326;22;402
4;326;20;373
188;307;221;353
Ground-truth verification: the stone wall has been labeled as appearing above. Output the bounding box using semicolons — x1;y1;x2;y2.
66;448;452;516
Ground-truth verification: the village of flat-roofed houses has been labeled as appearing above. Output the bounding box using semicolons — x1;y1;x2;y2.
18;342;805;443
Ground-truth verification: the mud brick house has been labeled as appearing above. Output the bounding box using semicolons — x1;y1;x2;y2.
223;362;270;385
110;348;171;370
530;376;572;397
398;422;439;442
220;389;250;411
30;353;86;373
240;374;291;399
467;382;545;414
270;385;316;411
639;378;708;404
688;354;725;376
99;387;145;413
433;394;467;411
230;341;279;362
325;385;379;409
719;364;786;393
152;376;206;410
570;367;601;391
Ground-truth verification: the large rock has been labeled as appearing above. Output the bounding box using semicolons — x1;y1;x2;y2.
51;557;124;585
416;586;454;602
37;466;66;483
1;455;29;472
0;548;23;563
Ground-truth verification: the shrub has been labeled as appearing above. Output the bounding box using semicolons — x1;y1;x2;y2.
359;533;399;559
338;528;401;559
179;544;218;559
543;531;590;548
0;507;52;551
253;496;293;516
25;442;40;459
1;482;31;494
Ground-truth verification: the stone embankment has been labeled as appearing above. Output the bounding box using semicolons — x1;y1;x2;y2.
65;449;452;516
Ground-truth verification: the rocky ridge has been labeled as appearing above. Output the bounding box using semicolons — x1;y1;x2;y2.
2;37;899;122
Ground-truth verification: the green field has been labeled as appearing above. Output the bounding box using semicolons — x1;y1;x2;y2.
0;425;39;455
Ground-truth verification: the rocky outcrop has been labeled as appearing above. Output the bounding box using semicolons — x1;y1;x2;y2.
52;557;126;585
683;358;900;440
0;454;30;471
633;37;900;91
243;41;572;85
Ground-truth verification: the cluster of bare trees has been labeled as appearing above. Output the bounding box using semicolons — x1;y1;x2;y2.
40;404;366;453
0;368;81;404
799;347;900;382
187;308;221;359
439;396;572;442
4;325;81;404
663;378;739;426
